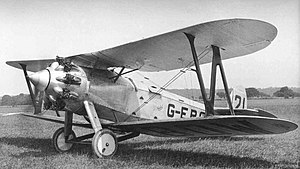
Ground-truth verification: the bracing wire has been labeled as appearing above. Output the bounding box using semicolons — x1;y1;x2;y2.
130;46;211;115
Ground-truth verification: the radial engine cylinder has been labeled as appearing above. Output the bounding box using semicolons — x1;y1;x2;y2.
29;60;89;113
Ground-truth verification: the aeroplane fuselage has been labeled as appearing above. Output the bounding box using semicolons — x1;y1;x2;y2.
30;61;206;123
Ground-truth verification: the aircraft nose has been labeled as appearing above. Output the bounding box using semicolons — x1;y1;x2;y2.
29;69;50;91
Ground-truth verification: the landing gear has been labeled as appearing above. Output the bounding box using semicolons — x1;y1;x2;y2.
51;101;138;158
83;100;118;158
92;129;118;158
52;127;76;153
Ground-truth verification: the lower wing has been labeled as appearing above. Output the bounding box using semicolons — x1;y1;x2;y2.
110;115;298;137
1;112;92;128
2;112;297;137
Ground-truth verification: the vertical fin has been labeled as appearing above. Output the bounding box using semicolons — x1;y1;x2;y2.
229;86;247;109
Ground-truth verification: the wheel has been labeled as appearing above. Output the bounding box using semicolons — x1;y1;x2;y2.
92;129;118;158
52;127;76;153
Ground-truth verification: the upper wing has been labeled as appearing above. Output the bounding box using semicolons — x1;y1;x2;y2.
109;115;297;137
7;18;277;72
6;59;55;72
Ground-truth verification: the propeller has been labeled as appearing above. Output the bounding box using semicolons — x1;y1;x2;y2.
33;86;44;114
20;64;43;114
21;57;88;117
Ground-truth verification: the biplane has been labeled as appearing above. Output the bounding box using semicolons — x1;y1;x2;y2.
4;18;298;158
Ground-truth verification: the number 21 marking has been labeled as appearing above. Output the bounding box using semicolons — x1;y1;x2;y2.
234;95;245;108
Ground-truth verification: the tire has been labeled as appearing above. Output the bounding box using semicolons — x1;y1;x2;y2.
92;129;118;158
52;127;76;153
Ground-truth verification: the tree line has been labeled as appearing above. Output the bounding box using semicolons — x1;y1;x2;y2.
1;93;32;106
1;86;299;106
217;86;300;99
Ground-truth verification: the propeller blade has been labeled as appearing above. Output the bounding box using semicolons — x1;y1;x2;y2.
20;64;37;113
34;90;44;114
20;63;46;115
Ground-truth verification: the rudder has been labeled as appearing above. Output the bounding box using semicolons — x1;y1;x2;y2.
230;86;247;109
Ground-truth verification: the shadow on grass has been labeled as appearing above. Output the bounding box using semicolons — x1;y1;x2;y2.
123;136;265;148
0;136;272;168
200;136;265;141
0;137;91;158
117;144;274;168
114;136;272;168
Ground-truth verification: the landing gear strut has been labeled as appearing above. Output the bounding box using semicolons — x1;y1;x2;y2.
84;100;118;158
52;127;76;152
52;101;138;158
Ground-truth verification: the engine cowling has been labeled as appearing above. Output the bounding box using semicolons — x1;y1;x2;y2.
29;60;89;113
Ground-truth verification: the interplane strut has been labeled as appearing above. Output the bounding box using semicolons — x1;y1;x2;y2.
184;33;235;116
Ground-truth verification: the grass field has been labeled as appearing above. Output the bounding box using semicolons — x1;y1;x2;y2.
0;99;299;169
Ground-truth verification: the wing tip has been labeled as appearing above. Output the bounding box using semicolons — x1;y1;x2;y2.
6;60;22;70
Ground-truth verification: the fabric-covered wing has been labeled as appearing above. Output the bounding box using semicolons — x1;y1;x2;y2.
67;18;277;71
6;59;55;72
6;18;277;72
109;116;297;137
1;112;92;128
21;113;93;128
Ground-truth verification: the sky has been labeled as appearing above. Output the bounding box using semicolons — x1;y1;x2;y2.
0;0;299;95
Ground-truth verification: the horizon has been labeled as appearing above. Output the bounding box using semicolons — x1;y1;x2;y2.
2;86;300;97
